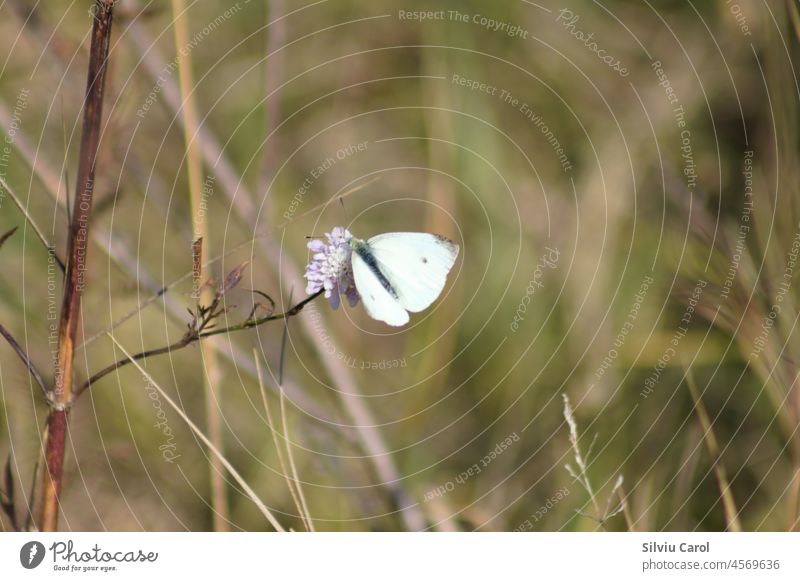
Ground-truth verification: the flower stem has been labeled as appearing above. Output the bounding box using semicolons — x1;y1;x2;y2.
76;290;323;395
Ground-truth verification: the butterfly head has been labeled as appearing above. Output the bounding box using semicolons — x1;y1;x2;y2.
348;236;367;252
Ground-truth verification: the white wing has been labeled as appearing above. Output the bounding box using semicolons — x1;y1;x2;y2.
367;233;459;313
351;249;409;326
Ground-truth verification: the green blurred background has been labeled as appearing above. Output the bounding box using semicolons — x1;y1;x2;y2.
1;0;799;531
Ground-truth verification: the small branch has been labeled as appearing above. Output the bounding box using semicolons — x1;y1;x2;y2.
198;289;322;339
0;324;48;399
0;178;66;272
77;289;323;395
0;226;18;250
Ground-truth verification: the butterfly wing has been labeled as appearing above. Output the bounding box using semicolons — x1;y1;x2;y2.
366;233;459;313
351;249;410;326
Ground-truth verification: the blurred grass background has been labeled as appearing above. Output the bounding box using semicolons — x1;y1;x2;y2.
1;0;799;531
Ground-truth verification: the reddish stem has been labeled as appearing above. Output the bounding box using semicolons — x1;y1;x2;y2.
39;0;114;532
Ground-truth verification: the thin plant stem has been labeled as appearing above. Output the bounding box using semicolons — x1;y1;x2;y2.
280;388;314;532
617;484;636;532
107;335;285;531
170;0;228;531
562;393;602;518
254;350;310;531
257;0;286;197
562;393;627;529
24;438;43;532
789;0;800;43
685;371;742;532
39;0;114;532
787;467;800;531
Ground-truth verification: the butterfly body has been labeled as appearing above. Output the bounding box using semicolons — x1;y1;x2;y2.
349;233;459;326
350;238;399;299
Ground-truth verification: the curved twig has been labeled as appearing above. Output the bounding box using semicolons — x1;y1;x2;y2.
76;289;323;395
0;324;48;399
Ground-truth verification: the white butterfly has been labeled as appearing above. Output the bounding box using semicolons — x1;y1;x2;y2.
349;232;459;326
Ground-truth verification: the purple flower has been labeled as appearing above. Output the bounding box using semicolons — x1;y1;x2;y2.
304;227;360;309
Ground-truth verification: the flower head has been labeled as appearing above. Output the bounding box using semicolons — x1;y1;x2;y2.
304;227;360;309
